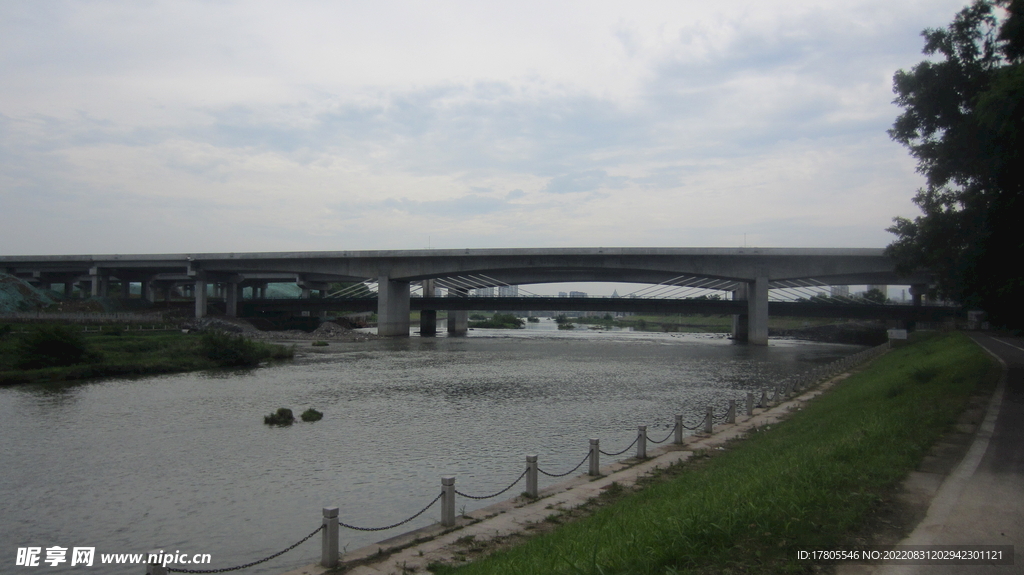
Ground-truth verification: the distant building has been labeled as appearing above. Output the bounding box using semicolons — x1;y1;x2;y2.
831;285;850;298
474;287;495;297
569;291;588;298
558;292;568;298
498;285;519;297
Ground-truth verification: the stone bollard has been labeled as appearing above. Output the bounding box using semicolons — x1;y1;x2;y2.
321;507;339;568
589;439;600;476
526;455;538;498
674;415;683;444
146;550;168;575
637;426;647;459
727;400;736;424
704;406;713;434
746;392;754;416
441;476;456;527
759;390;768;409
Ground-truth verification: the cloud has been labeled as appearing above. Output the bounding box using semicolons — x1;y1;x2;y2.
0;0;971;256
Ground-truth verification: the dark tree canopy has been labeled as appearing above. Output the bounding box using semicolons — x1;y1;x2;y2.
888;0;1024;327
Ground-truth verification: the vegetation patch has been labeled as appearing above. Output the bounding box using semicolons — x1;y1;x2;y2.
300;408;324;422
469;313;525;329
264;408;295;426
430;333;998;575
1;323;294;385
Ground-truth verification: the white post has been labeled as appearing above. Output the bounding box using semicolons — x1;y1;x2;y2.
637;426;647;459
145;550;168;575
704;406;713;434
321;507;339;568
674;414;683;444
441;476;456;527
526;455;538;498
589;438;600;476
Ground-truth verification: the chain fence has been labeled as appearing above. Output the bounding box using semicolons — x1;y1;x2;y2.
455;468;529;500
338;492;444;532
167;525;323;574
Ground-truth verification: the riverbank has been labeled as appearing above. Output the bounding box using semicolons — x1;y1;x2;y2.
295;332;997;575
0;323;294;385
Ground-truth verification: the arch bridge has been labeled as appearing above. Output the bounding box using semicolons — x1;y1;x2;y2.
1;247;935;345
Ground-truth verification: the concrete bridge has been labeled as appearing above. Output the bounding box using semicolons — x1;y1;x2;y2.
0;247;933;345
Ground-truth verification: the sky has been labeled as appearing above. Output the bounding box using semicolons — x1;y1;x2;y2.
0;0;973;258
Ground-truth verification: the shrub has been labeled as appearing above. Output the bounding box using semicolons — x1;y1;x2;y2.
199;330;267;367
15;326;97;369
301;408;324;422
264;408;295;426
312;340;328;347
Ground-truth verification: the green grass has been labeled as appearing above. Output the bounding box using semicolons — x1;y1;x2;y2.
0;324;293;384
432;332;998;575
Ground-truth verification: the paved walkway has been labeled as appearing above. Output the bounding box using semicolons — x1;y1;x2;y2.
281;377;845;575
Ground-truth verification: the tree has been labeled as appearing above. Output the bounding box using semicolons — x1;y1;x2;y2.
888;0;1024;327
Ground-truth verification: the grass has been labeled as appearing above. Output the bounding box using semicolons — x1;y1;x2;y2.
429;332;998;575
0;324;293;385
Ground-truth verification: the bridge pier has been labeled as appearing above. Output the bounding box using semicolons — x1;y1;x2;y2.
420;279;437;336
194;277;207;318
447;287;468;336
377;276;411;336
731;276;769;345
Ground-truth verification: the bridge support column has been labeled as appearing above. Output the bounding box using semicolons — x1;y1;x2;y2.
194;277;207;319
748;275;769;345
226;282;239;317
89;268;109;297
420;279;437;336
120;280;131;299
377;276;411;336
447;287;468;335
731;283;749;342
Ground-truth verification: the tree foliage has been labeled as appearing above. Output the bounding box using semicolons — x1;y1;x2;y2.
888;0;1024;326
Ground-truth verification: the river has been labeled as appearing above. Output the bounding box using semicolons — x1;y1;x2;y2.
1;323;865;574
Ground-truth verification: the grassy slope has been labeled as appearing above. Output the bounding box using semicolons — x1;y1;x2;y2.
435;333;998;575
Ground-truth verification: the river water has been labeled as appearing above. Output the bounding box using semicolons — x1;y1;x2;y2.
1;323;865;574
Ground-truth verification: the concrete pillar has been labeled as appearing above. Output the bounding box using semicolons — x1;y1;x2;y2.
141;281;152;303
120;280;131;299
146;550;169;575
226;282;239;317
441;476;456;527
63;282;74;298
377;276;411;336
194;278;207;319
526;455;538;498
420;279;437;336
746;392;754;416
90;268;109;297
321;507;339;568
637;426;647;459
748;275;769;345
727;400;736;424
674;415;683;444
704;406;713;434
731;283;748;342
588;438;600;476
447;287;468;335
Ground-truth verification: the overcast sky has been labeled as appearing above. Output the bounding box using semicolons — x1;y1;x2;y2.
0;0;971;257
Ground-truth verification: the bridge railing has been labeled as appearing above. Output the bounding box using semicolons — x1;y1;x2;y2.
145;342;890;573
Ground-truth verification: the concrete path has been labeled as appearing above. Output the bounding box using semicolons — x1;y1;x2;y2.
840;333;1023;575
280;377;846;575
